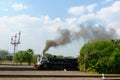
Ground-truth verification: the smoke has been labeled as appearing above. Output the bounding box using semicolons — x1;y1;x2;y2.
73;24;117;41
43;23;117;54
43;29;71;54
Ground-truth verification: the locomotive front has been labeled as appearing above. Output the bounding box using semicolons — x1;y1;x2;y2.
34;55;48;69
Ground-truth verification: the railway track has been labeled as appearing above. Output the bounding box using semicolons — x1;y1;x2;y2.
0;65;119;80
0;71;119;80
0;74;120;80
0;65;35;71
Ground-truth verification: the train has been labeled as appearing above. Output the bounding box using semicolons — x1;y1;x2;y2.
34;55;79;71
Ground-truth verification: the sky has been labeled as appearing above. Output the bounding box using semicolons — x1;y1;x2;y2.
0;0;120;57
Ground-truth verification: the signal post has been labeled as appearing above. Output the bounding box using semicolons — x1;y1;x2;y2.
11;31;21;65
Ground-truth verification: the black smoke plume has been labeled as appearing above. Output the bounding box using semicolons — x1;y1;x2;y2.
43;23;117;54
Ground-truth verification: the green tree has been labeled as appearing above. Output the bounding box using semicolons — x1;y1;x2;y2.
56;55;64;58
0;49;9;64
44;53;52;57
65;56;74;59
14;51;25;65
25;49;34;65
44;53;65;58
14;49;34;65
78;39;120;73
6;55;12;61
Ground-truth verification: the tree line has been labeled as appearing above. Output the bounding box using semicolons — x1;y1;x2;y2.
0;49;35;65
0;49;74;65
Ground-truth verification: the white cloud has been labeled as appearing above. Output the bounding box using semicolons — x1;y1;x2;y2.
87;4;97;13
68;4;97;16
0;15;40;32
0;14;66;55
0;14;64;39
47;18;64;32
67;1;120;36
68;5;85;16
65;18;77;25
11;3;28;11
1;1;119;42
97;1;120;29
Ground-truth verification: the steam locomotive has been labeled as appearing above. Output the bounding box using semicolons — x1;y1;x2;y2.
34;55;79;71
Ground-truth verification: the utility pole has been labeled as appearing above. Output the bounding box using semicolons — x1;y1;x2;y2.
11;31;21;65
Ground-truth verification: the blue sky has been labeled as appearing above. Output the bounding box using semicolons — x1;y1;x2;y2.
0;0;115;17
0;0;120;57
